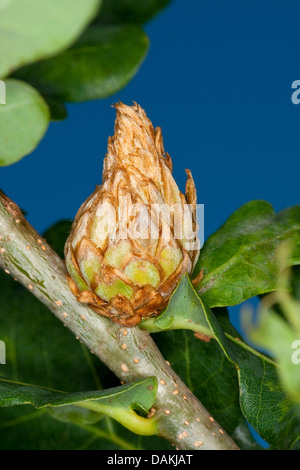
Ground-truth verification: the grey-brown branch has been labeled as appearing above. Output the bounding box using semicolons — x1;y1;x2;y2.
0;190;239;450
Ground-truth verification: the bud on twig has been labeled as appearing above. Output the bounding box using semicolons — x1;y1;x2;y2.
65;103;199;326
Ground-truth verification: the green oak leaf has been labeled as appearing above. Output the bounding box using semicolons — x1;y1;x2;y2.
193;201;300;308
141;274;213;339
13;25;149;106
203;306;300;449
0;79;50;166
145;273;300;449
0;0;101;78
153;324;260;450
0;377;158;436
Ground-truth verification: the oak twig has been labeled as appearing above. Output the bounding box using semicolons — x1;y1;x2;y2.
0;190;239;450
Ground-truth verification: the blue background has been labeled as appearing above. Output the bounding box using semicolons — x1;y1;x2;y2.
2;0;300;446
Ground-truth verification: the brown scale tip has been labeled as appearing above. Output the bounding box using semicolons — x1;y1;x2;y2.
103;102;171;192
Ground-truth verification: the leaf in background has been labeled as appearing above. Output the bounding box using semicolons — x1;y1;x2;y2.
244;265;300;406
148;272;300;448
203;305;300;449
141;274;259;449
0;79;50;166
0;377;158;436
0;268;170;449
95;0;172;25
153;325;260;450
193;201;300;308
0;0;101;78
14;25;149;107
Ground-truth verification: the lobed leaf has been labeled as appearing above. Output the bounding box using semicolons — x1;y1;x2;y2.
13;25;149;105
193;201;300;308
153;324;260;450
204;306;300;449
147;273;300;448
